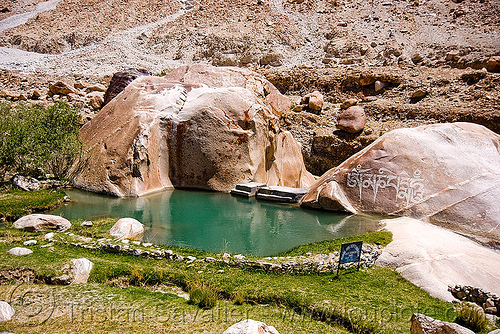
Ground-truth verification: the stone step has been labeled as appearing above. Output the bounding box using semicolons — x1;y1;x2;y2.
256;186;309;203
230;182;267;197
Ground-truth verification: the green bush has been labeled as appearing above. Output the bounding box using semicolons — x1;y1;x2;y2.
188;284;218;309
0;101;82;179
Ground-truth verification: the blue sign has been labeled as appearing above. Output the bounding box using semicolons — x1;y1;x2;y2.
339;241;363;265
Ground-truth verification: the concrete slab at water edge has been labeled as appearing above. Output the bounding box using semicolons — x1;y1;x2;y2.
376;217;500;302
256;186;309;203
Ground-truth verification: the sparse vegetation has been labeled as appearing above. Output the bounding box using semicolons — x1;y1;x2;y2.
455;301;488;333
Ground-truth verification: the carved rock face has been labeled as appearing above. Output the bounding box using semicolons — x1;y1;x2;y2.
301;122;500;241
73;66;313;196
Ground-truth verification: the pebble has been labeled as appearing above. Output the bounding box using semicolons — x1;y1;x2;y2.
23;240;37;246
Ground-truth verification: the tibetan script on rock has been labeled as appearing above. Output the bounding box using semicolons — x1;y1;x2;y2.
346;165;425;207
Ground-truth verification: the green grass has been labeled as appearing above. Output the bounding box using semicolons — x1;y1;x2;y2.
0;189;66;220
1;222;490;333
277;231;392;257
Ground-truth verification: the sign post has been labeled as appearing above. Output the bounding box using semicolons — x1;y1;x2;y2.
337;241;363;276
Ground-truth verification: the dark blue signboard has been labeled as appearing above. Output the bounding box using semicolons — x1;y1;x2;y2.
339;241;363;265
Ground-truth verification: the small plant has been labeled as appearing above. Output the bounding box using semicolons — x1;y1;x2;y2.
188;283;218;309
455;301;488;332
232;290;246;305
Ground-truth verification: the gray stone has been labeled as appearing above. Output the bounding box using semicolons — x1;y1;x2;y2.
186;256;197;262
12;174;39;191
374;80;385;92
23;240;37;246
109;218;144;240
223;319;280;334
205;257;216;262
13;214;71;232
44;232;55;240
410;313;474;334
81;221;93;227
71;258;93;284
8;247;33;256
0;301;15;322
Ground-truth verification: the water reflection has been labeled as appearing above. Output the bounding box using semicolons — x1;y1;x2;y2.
51;189;380;256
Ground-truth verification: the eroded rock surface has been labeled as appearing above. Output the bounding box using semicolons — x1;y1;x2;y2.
301;123;500;241
73;65;313;196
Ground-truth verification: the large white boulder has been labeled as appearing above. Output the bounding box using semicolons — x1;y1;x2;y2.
301;123;500;241
109;218;144;240
13;214;71;232
223;319;279;334
0;301;15;322
72;65;314;196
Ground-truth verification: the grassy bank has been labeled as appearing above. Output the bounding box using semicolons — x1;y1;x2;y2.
0;219;467;334
0;188;66;220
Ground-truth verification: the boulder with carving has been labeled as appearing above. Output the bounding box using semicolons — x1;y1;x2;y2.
301;123;500;241
72;65;313;196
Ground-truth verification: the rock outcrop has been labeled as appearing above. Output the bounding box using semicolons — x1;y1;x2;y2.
13;214;71;232
109;218;144;240
301;123;500;241
73;65;314;196
410;313;474;334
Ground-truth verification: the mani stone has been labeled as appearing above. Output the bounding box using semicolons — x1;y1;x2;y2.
13;214;71;232
109;218;144;240
410;313;474;334
8;247;32;256
301;122;500;241
0;301;14;322
336;105;366;133
223;319;280;334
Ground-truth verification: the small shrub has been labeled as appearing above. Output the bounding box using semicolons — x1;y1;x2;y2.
455;301;487;332
188;284;218;309
0;101;83;179
232;291;246;305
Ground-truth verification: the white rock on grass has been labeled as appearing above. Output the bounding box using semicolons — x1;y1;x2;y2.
7;247;32;256
23;240;37;246
44;232;55;240
13;214;71;232
109;218;144;240
71;258;94;284
0;301;15;322
223;319;280;334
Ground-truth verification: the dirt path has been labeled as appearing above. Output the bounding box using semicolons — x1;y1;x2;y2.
0;0;197;76
376;217;500;302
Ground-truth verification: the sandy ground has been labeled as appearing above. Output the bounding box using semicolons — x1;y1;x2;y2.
376;217;500;302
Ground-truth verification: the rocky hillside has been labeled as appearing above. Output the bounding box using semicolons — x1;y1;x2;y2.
0;0;499;176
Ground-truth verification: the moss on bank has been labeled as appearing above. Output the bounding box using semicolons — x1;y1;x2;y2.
0;189;66;220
